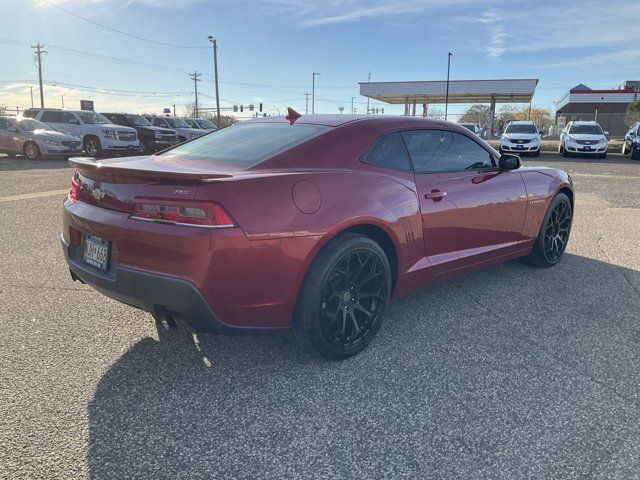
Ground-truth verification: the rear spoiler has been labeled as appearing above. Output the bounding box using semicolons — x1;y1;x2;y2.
67;157;232;182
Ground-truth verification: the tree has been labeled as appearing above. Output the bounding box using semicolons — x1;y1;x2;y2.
497;105;553;130
426;108;445;120
625;100;640;126
459;104;491;128
0;104;6;116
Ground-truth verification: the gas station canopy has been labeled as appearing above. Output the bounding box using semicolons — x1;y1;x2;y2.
359;79;539;105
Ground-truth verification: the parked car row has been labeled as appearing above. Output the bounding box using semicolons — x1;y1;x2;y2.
0;107;217;159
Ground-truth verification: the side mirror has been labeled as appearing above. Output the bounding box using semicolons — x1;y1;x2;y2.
499;153;521;171
604;131;610;136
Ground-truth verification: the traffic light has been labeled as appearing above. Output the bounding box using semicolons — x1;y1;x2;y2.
259;103;263;112
240;105;244;112
233;105;238;112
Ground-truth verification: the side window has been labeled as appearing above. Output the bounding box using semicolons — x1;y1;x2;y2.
62;112;79;124
362;132;411;172
41;111;64;123
0;117;7;130
402;130;494;173
156;118;168;128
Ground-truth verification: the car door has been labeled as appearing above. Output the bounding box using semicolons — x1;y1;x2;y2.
0;117;18;153
402;129;528;272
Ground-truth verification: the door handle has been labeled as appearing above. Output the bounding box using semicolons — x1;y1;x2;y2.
425;189;447;201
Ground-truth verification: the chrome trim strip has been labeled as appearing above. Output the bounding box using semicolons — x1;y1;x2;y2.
129;215;234;229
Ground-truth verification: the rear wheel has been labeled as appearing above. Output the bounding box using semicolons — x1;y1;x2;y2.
290;233;392;360
524;192;572;268
632;145;640;160
84;136;102;157
23;141;41;160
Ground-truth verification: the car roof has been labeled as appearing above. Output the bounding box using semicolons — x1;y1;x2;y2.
571;120;600;125
249;114;456;129
508;120;535;124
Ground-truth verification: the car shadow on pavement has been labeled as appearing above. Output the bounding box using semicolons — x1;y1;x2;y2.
531;151;639;165
0;157;74;171
87;253;640;479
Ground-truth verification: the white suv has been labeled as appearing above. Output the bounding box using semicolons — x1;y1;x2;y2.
500;121;541;156
22;108;140;157
559;121;608;158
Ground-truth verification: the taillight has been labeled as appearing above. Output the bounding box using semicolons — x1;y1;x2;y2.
69;177;80;201
133;200;235;228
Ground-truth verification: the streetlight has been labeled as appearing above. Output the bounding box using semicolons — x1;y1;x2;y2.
312;72;321;114
207;35;221;125
445;52;452;121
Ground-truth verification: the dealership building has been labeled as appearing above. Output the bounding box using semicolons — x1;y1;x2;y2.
555;82;639;136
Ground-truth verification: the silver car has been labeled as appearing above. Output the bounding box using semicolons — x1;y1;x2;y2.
0;116;82;160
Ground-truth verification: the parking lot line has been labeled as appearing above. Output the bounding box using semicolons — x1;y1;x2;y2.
0;189;69;203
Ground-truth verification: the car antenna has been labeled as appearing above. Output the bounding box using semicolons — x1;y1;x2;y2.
285;107;301;125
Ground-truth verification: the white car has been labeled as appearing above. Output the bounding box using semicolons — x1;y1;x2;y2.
559;121;608;158
500;121;541;157
22;108;140;157
145;116;206;142
458;123;481;137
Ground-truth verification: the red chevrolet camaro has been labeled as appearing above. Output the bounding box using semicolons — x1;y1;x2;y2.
62;112;573;359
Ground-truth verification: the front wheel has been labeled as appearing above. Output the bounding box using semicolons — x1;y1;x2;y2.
23;141;41;160
290;233;392;360
599;152;607;159
632;145;640;160
524;192;572;268
84;136;102;157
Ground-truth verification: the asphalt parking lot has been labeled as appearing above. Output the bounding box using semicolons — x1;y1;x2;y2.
1;152;639;479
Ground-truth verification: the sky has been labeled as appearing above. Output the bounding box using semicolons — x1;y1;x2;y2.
1;0;639;120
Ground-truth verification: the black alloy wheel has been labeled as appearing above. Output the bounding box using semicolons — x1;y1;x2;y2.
291;233;392;360
319;250;388;349
524;192;572;267
543;198;572;263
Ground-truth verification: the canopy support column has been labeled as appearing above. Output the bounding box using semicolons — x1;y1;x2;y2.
489;95;496;141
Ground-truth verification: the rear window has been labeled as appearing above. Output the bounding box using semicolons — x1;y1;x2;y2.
161;122;330;163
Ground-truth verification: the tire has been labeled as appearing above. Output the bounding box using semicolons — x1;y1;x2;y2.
533;150;541;157
84;136;102;157
23;141;41;160
139;138;148;154
290;232;392;360
561;143;569;157
524;192;572;268
599;152;607;159
178;136;187;143
632;146;640;160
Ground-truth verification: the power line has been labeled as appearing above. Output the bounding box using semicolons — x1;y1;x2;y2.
41;0;209;49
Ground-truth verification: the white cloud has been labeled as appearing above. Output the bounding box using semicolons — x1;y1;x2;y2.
35;0;206;9
477;8;505;59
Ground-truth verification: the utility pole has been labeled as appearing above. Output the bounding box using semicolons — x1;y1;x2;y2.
30;86;34;108
208;36;221;125
61;94;64;108
189;71;202;117
303;92;310;114
351;96;356;114
31;43;46;108
173;104;176;117
366;71;371;114
312;72;321;114
445;52;452;121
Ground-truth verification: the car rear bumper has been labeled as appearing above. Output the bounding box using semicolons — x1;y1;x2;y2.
61;234;284;335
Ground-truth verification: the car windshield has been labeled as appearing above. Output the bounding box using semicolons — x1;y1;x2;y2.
165;117;190;128
459;124;476;133
77;112;110;125
184;119;197;128
569;124;603;135
125;114;152;126
196;119;217;129
161;122;330;164
17;118;54;131
505;124;538;134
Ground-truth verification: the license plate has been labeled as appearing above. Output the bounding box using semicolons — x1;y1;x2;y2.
584;146;592;151
83;235;110;271
516;145;524;149
127;145;135;151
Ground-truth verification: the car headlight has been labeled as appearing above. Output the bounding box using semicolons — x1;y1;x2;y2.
598;137;608;144
501;135;508;142
566;135;576;143
102;130;117;139
44;139;61;146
